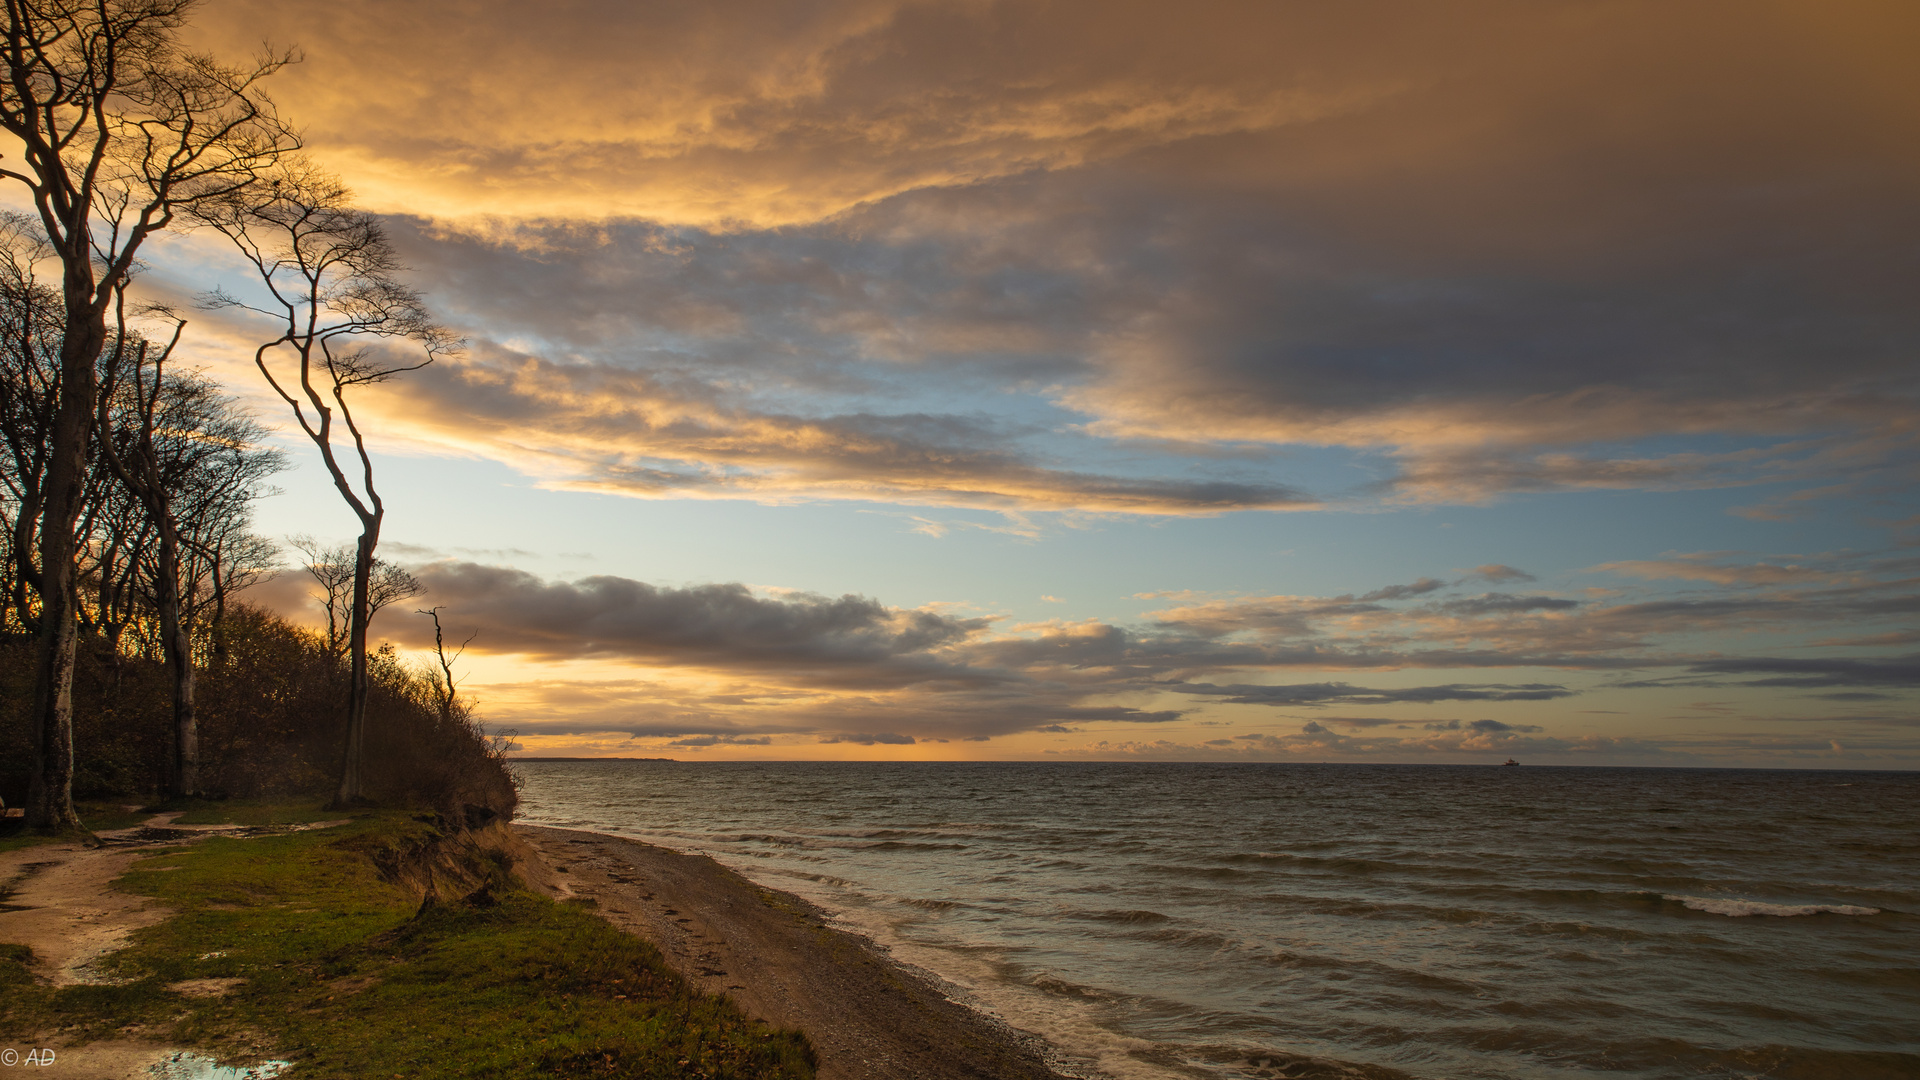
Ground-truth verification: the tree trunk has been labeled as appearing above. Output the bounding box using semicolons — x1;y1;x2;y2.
334;525;379;806
209;551;230;665
9;490;41;635
25;307;103;834
153;524;196;798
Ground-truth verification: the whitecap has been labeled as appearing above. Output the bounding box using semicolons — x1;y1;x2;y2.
1664;894;1880;917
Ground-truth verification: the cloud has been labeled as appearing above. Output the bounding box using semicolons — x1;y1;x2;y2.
155;1;1918;515
346;339;1316;515
820;732;917;745
1421;719;1545;733
1359;577;1450;602
1677;655;1920;689
359;545;1919;754
667;734;774;748
187;0;1391;227
1165;681;1575;706
1593;556;1854;587
1466;565;1535;584
390;560;993;688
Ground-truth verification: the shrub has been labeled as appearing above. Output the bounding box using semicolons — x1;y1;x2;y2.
0;602;516;823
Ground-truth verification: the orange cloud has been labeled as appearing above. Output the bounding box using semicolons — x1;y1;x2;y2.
186;0;1384;227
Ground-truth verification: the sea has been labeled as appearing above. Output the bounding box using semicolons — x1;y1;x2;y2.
511;761;1920;1080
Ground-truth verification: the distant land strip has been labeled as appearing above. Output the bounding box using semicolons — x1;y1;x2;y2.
510;756;679;762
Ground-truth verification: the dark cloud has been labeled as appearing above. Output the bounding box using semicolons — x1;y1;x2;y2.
1166;681;1576;706
820;733;917;745
361;550;1916;748
1435;594;1582;616
393;561;994;688
1683;655;1920;689
1422;719;1545;733
667;734;773;748
1360;577;1450;602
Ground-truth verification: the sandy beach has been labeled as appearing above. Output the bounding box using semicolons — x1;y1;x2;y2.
510;824;1079;1080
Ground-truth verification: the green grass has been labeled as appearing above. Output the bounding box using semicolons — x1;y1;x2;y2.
0;812;816;1078
164;797;351;828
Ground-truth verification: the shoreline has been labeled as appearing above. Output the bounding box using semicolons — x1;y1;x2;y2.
509;823;1087;1080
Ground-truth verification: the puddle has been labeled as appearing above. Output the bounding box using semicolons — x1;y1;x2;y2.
149;1050;291;1079
100;822;346;847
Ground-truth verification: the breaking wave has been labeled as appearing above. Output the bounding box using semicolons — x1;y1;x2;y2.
1663;894;1881;917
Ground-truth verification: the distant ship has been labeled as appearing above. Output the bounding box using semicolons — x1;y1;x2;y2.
1502;758;1520;766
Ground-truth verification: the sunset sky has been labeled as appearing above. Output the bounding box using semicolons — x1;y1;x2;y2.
112;0;1920;765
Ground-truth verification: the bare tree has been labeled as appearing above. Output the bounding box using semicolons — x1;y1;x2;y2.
291;533;422;685
199;528;275;664
289;533;351;665
0;212;58;635
416;605;473;726
94;292;282;797
1;0;297;831
93;307;191;778
199;166;453;805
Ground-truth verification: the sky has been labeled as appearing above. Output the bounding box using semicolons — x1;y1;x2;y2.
112;0;1920;765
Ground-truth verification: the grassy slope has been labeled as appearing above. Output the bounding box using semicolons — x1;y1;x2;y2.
0;810;816;1079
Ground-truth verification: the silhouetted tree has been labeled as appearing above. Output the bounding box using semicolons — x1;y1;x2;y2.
0;212;59;636
290;534;421;675
95;295;283;797
416;605;473;726
0;0;297;832
199;165;455;805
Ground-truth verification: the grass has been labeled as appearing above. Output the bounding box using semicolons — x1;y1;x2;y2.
164;797;352;828
0;808;816;1079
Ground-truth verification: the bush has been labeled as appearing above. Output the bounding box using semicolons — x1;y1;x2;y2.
0;602;517;823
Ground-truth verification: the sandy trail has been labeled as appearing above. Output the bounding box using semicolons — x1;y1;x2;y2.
513;824;1077;1080
0;813;331;1078
0;813;201;989
0;814;193;1075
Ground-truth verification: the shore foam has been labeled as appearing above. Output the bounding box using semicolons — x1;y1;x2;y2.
1664;894;1881;917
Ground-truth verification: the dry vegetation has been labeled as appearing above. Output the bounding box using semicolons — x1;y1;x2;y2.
0;603;518;828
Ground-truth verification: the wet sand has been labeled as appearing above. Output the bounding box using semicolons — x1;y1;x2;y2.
511;824;1079;1080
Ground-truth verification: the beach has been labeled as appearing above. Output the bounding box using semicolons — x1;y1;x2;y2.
509;824;1077;1080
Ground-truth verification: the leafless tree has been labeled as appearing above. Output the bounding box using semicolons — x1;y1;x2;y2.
92;301;197;790
200;528;275;663
289;533;351;665
199;165;454;805
290;534;423;678
0;212;58;635
1;0;298;831
94;290;282;797
416;605;474;726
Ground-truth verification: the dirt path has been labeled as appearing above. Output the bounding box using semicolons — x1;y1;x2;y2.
512;824;1079;1080
0;814;198;988
0;814;330;1078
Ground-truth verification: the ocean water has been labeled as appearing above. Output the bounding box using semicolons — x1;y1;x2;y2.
512;762;1920;1080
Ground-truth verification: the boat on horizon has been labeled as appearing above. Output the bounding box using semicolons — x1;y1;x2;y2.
1502;758;1520;766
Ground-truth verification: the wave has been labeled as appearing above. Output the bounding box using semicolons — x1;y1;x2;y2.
1663;894;1881;917
1076;908;1173;925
